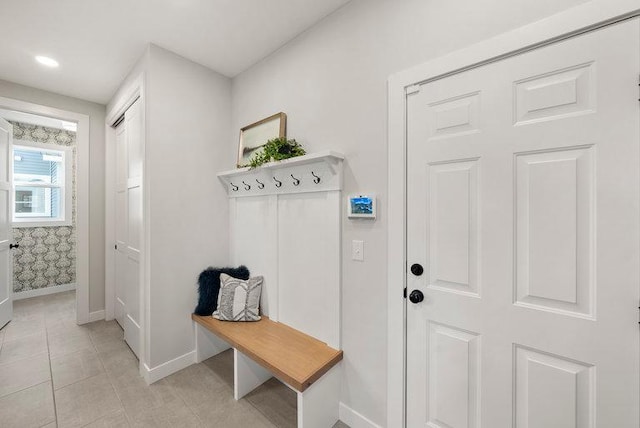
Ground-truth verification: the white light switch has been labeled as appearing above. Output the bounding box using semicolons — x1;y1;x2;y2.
352;240;364;261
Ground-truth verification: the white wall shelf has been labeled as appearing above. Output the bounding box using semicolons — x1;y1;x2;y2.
217;150;344;197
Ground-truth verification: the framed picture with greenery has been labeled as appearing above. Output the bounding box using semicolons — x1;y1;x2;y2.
237;112;286;167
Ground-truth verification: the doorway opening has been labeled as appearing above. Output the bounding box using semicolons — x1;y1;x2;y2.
0;97;90;327
4;110;77;302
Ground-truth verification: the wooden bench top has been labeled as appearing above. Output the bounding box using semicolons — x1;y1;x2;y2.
192;314;343;392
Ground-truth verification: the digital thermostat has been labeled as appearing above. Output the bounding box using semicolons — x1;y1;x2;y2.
348;195;376;219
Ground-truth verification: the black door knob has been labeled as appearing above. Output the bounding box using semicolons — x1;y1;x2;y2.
9;244;19;249
409;290;424;304
410;263;424;276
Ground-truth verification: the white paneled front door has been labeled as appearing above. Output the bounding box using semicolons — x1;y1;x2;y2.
0;118;12;329
406;20;640;427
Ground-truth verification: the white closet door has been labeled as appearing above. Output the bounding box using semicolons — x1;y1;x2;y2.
0;118;12;329
406;20;640;427
114;98;143;359
114;122;127;328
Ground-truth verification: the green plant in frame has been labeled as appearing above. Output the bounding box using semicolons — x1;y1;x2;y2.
246;137;306;169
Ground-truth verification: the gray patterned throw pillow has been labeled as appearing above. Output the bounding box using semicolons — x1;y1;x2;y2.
212;273;263;321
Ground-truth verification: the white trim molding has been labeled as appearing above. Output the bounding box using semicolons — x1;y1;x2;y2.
0;96;91;326
387;3;640;427
13;283;76;301
143;350;196;385
89;310;105;322
339;403;383;428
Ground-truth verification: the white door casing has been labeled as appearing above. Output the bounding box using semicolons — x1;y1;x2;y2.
406;19;639;428
0;118;12;329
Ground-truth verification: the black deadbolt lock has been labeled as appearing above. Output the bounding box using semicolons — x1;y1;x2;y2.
410;263;424;276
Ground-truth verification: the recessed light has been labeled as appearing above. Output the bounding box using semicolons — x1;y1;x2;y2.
35;56;59;68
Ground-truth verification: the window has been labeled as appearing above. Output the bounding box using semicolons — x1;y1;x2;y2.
12;141;72;227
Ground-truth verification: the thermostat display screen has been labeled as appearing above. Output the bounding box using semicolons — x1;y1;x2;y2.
351;197;373;214
348;195;376;219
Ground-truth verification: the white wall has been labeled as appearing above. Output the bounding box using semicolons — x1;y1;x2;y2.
0;79;106;313
230;0;589;425
109;45;232;370
146;45;232;368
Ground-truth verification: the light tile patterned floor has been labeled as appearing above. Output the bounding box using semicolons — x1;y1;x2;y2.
0;291;349;428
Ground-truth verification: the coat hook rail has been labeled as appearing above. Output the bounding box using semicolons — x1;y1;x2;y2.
273;176;282;188
311;171;321;184
291;174;300;186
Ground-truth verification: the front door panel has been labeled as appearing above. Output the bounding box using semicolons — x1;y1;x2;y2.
406;20;640;428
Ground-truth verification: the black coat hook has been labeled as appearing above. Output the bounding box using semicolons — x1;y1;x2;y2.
242;181;251;190
311;171;321;184
256;179;265;189
273;176;282;188
230;182;239;191
291;174;300;186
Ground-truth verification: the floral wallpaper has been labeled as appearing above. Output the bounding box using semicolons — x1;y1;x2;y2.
9;122;76;292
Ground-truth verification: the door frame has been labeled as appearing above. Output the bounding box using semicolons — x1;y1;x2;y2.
387;3;640;427
0;96;91;324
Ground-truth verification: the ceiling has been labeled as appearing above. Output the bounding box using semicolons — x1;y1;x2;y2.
0;0;350;104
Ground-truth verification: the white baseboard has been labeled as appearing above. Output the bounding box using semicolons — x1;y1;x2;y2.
339;403;382;428
13;283;76;301
143;350;196;384
88;310;105;322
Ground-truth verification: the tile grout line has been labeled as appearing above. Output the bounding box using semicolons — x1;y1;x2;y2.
174;361;264;428
0;349;49;368
0;330;49;398
0;326;48;350
49;341;106;392
162;380;205;428
87;328;130;427
5;295;78;427
45;325;60;427
168;365;212;427
0;379;51;402
50;324;128;427
52;368;104;394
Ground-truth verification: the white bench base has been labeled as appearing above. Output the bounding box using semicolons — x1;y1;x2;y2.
195;323;341;428
234;349;272;400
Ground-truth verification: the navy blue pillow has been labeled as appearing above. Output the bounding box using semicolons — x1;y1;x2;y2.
194;266;250;316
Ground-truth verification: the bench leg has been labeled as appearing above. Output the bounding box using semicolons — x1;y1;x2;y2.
234;349;272;400
194;323;231;363
297;362;341;428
